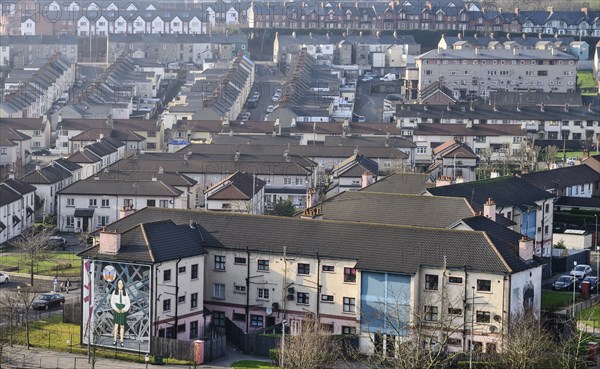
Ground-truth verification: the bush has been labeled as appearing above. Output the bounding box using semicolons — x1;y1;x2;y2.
55;262;72;270
268;348;279;364
455;361;500;369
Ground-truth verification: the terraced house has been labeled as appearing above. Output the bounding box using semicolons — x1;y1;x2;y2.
89;207;542;356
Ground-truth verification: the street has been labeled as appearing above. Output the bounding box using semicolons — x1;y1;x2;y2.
354;80;386;123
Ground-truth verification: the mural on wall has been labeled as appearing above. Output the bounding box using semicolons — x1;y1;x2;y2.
510;268;541;319
82;260;151;352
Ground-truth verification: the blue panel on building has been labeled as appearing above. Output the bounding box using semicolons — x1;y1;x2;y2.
361;271;411;336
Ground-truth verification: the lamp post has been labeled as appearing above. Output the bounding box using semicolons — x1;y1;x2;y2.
469;286;475;369
596;214;599;296
573;261;578;317
145;353;150;369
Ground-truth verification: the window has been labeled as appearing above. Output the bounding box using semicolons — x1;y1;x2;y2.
250;315;263;327
163;269;171;282
97;216;109;227
447;338;462;346
343;297;356;313
213;283;225;299
213;311;225;327
89;199;97;207
342;326;356;335
147;199;156;207
165;327;174;338
235;285;247;293
178;295;186;303
67;198;75;206
163;298;171;312
101;199;109;207
424;305;438;321
191;264;198;279
234;257;247;264
416;147;427;154
322;265;334;272
66;216;74;228
545;204;550;213
476;279;492;292
448;307;462;315
448;276;463;284
233;313;246;321
191;293;198;308
178;266;186;274
425;274;439;290
297;292;309;304
159;200;169;208
284;178;292;185
321;294;334;302
258;288;269;300
258;260;269;271
298;263;310;275
476;311;491;323
124;199;133;207
295;177;303;186
214;255;226;270
189;321;198;338
344;268;356;283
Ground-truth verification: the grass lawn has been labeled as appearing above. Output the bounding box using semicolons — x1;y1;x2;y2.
577;70;598;95
0;251;81;277
9;316;189;364
232;360;278;368
542;290;577;311
553;152;592;160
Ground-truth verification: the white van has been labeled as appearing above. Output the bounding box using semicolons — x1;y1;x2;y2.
380;73;397;82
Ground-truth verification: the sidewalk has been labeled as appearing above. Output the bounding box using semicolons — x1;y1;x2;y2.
1;345;272;369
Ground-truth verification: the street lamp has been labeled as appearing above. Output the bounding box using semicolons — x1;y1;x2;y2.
573;261;578;317
145;353;150;369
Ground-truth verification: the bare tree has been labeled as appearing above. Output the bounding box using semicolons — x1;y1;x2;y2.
278;316;342;369
0;290;22;362
540;145;560;170
476;147;494;179
10;227;54;286
15;285;39;349
557;314;597;369
497;313;555;369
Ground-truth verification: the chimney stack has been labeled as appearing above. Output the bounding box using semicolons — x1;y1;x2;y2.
483;197;496;221
519;236;534;261
307;187;319;208
118;205;135;219
361;170;375;189
99;230;122;254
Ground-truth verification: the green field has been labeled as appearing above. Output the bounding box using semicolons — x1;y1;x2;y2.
577;71;598;95
232;360;278;368
542;290;578;311
0;251;81;277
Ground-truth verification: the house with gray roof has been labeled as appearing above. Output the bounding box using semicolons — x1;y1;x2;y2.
0;127;31;178
520;165;600;198
87;206;542;355
204;171;266;214
426;176;555;257
0;117;52;150
21;161;76;215
0;177;36;244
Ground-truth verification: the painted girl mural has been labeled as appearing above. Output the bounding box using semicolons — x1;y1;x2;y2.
110;279;131;347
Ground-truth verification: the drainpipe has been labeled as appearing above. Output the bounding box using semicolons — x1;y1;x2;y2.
316;252;321;320
174;257;182;338
245;246;250;333
154;262;162;336
462;265;469;352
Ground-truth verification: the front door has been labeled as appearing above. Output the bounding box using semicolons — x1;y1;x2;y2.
266;316;276;329
82;217;89;232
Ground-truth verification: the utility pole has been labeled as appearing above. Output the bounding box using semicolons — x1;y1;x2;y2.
280;246;287;369
469;286;475;369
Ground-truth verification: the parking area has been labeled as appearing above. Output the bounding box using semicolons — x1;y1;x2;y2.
354;80;387;123
242;62;286;122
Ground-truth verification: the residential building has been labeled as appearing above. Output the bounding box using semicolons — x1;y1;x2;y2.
0;127;31;178
0;177;36;244
361;172;435;195
0;35;78;67
329;153;378;194
426;176;555;256
96;207;543;355
0;117;52;150
204;171;265;214
520;165;600;198
21;161;79;215
57;175;192;233
416;48;577;100
79;221;207;349
429;138;478;182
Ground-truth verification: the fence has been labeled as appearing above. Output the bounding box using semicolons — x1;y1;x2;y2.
63;300;82;325
150;334;226;363
552;249;590;274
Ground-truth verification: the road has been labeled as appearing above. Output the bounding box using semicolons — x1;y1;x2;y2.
354;79;386;123
244;62;285;122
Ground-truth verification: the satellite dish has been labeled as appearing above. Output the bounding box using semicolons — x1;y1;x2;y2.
266;307;273;315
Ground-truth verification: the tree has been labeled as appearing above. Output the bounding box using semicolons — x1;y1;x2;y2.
10;227;54;286
476;147;495;179
497;313;555;369
272;199;295;217
0;290;22;361
15;285;39;350
540;145;560;170
278;316;342;369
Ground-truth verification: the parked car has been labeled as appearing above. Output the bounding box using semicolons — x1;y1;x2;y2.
361;76;373;82
32;293;65;310
353;113;366;123
552;275;576;291
570;264;592;279
0;271;9;284
241;112;251;122
252;91;260;99
266;105;274;113
578;276;599;293
31;149;51;156
272;93;280;102
566;157;576;165
364;71;377;78
385;94;402;101
48;236;67;249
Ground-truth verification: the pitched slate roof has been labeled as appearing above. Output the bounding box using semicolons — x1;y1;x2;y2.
91;207;530;274
0;118;46;131
205;171;266;200
520;165;600;191
58;178;183;197
426;176;555;211
2;178;37;195
80;220;206;263
323;136;416;149
0;184;22;206
21;164;72;184
555;197;600;208
53;158;82;172
67;149;102;164
361;172;435;194
314;191;475;228
332;153;379;177
97;170;197;187
455;215;539;273
0;127;31;146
